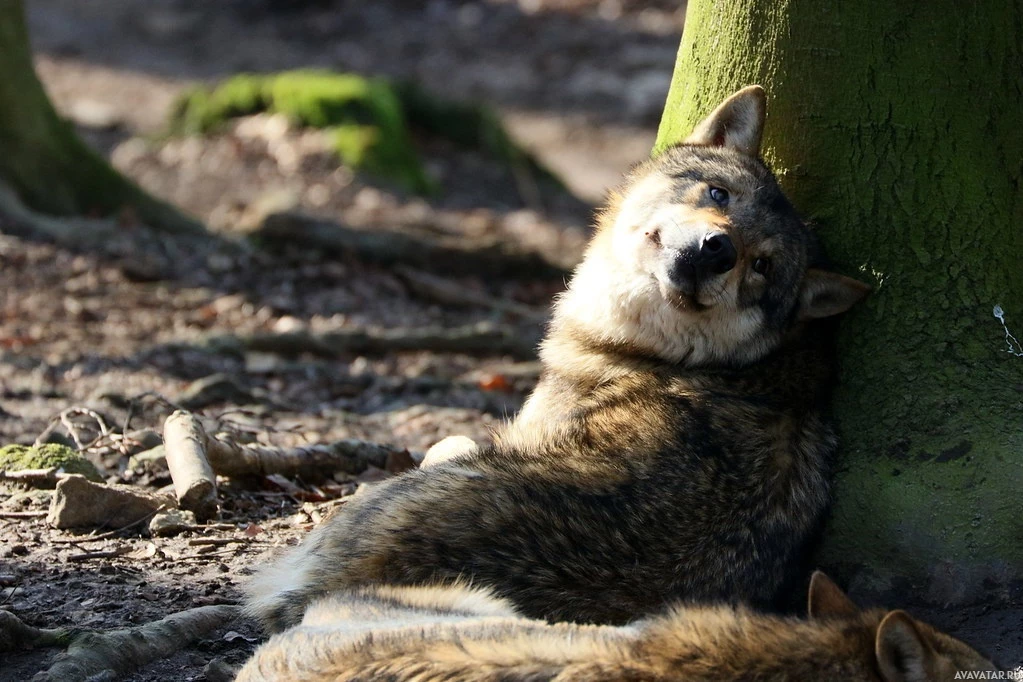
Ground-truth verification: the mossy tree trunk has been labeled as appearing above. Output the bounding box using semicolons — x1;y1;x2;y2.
0;0;202;234
656;1;1022;604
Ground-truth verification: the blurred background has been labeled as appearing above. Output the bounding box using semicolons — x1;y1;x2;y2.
3;0;687;451
29;0;682;218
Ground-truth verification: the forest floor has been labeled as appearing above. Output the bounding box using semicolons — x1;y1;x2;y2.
2;1;1020;679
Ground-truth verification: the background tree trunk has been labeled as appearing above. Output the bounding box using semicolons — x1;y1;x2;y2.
656;0;1022;604
0;0;202;234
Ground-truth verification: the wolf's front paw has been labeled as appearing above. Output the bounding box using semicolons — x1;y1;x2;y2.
422;435;478;467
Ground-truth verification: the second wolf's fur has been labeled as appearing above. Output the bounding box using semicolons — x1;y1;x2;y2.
237;574;997;681
246;86;870;631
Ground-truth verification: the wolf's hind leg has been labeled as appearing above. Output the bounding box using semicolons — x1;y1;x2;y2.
244;534;326;633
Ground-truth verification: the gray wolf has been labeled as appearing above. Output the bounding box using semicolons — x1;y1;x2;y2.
245;85;870;631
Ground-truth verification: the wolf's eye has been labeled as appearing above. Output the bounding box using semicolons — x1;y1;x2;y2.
709;187;729;206
752;258;771;276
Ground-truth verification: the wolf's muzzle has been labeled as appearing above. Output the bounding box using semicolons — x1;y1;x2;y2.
670;232;737;294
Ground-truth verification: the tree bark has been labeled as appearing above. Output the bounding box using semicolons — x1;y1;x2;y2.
0;0;203;234
656;0;1022;604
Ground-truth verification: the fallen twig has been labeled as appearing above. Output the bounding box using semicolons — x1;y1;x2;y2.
205;435;404;481
0;510;48;518
163;411;219;521
206;321;540;360
187;538;251;547
161;411;413;508
67;548;130;562
0;468;73;486
174;549;243;561
33;407;111;451
62;407;111;450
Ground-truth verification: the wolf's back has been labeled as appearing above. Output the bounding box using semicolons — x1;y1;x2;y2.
246;376;830;632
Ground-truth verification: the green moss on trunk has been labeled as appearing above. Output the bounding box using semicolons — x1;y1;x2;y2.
0;0;202;233
657;0;1023;603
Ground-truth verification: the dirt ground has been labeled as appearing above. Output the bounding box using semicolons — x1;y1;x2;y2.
2;1;1020;679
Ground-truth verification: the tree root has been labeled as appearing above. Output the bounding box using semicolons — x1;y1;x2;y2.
206;321;541;361
1;605;241;681
394;266;546;321
0;182;118;246
0;181;219;282
255;211;568;278
0;610;70;652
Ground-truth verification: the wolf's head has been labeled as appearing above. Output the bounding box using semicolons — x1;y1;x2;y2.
807;572;999;680
550;86;869;368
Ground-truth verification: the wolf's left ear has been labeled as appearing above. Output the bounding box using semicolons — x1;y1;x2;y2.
797;269;871;320
807;571;859;619
685;85;766;157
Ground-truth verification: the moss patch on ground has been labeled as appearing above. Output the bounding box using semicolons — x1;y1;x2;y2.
167;70;559;196
0;443;102;481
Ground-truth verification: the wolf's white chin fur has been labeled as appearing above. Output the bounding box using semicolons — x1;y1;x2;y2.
547;251;774;368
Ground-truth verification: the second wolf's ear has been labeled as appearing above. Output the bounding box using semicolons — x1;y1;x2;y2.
876;611;935;682
797;269;871;320
685;85;766;157
807;571;859;619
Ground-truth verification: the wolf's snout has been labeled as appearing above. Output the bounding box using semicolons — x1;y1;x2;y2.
669;232;737;296
701;233;737;274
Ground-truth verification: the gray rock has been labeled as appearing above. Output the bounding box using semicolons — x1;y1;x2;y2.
124;429;164;454
47;475;175;529
148;508;197;537
128;444;167;470
179;373;254;410
1;489;53;510
202;657;239;682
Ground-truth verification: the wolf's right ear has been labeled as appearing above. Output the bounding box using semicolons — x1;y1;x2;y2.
875;611;935;682
797;269;871;320
807;571;859;619
684;85;766;157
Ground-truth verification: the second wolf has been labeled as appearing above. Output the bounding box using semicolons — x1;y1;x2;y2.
237;574;996;681
246;86;870;631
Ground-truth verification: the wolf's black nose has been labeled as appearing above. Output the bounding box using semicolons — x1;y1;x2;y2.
701;233;737;274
